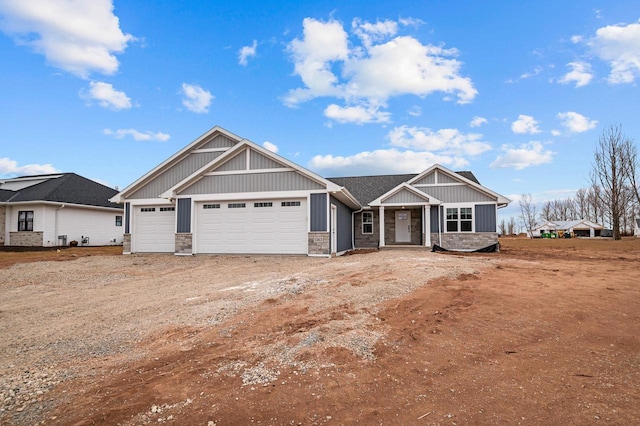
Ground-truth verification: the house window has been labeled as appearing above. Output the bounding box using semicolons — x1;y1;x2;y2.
115;215;123;226
362;211;373;234
228;203;246;208
254;202;273;208
203;204;220;209
446;207;473;232
160;207;175;212
281;201;301;207
18;210;34;231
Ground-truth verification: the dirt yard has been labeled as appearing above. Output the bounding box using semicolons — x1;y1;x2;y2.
1;239;639;425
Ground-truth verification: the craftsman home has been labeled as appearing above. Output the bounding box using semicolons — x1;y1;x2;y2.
111;126;510;256
0;173;124;246
531;219;604;238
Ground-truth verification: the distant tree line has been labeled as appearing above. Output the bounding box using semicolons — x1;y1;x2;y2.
516;125;639;239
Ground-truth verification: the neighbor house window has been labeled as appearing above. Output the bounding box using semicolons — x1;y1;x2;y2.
18;210;34;231
446;207;473;232
362;211;373;234
115;215;123;226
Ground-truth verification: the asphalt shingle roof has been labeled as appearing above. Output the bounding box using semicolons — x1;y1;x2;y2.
3;173;122;209
328;171;480;205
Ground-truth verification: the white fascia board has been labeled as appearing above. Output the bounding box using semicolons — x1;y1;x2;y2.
115;125;243;200
125;198;175;206
369;182;440;206
408;164;511;206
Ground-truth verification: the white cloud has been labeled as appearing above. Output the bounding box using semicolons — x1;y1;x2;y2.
309;148;468;176
490;141;554;170
470;116;487;127
181;83;213;113
388;125;492;156
558;61;593;87
407;106;422;117
398;17;424;28
520;66;542;79
103;128;170;142
0;157;59;176
81;81;131;110
284;17;476;122
551;129;562;137
570;35;583;43
557;111;598;133
238;40;257;66
0;0;134;78
324;103;390;124
588;20;640;83
262;141;278;153
511;114;541;134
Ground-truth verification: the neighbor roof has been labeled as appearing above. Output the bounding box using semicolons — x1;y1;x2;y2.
1;173;122;209
327;170;480;205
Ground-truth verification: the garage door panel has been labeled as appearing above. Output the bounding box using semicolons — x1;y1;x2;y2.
196;199;307;254
133;207;175;252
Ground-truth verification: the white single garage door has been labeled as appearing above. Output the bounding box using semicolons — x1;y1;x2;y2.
196;199;307;254
133;206;175;252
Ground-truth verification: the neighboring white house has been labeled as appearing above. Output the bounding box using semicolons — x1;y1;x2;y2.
0;173;124;247
635;218;640;237
531;219;604;238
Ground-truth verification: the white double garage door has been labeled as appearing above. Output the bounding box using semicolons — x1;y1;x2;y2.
133;198;308;254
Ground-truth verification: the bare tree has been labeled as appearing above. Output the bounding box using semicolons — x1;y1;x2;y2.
498;219;507;236
591;125;635;240
540;201;552;221
519;193;537;238
508;217;517;235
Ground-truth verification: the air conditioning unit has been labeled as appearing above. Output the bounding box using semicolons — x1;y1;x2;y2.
81;236;89;245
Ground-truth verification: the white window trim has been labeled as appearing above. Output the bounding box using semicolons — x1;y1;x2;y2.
362;211;373;234
444;204;475;233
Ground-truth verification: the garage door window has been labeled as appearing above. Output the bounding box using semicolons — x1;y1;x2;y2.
160;207;175;212
254;202;273;208
281;201;301;207
203;204;220;209
228;203;246;208
141;207;155;212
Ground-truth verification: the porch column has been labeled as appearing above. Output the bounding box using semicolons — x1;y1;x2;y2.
424;205;431;246
379;206;385;247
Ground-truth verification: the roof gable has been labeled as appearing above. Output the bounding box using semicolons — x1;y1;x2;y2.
369;183;441;206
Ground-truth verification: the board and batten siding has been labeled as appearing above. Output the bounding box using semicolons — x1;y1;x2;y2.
436;173;459;184
412;172;435;185
124;202;131;234
383;189;427;204
310;193;327;232
330;196;353;253
216;152;246;172
417;185;495;203
128;152;223;199
430;206;444;233
475;204;497;232
177;198;191;233
180;171;324;195
250;151;285;170
199;134;238;149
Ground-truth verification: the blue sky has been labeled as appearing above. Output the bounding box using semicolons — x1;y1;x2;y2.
1;0;639;221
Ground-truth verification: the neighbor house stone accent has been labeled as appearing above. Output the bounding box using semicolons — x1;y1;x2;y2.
431;232;498;251
308;232;329;255
10;231;43;246
175;233;192;254
0;206;5;245
123;234;131;253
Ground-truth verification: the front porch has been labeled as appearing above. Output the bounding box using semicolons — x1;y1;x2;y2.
378;206;432;248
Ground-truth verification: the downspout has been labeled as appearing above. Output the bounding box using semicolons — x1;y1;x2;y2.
438;204;442;246
351;207;364;250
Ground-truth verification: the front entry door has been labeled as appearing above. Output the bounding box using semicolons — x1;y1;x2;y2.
395;210;411;243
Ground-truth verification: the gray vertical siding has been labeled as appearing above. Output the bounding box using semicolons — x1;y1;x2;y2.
199;134;237;149
177;198;191;233
436;172;459;184
180;171;325;194
330;196;353;252
216;151;246;172
383;189;427;204
413;171;435;185
128;152;223;199
475;204;496;232
416;185;495;203
430;206;443;234
310;193;327;232
250;151;285;170
124;202;130;234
